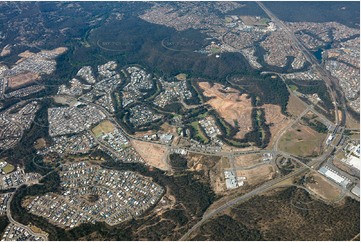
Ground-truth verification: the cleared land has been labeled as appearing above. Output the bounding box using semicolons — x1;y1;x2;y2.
187;153;226;194
34;138;46;149
160;122;178;136
53;95;78;106
235;164;275;187
30;225;47;235
305;172;343;202
332;152;355;175
279;122;327;157
286;94;307;117
233;153;262;168
345;111;360;130
8;71;40;89
198;82;253;139
18;50;35;59
263;104;292;149
239;15;268;27
130;140;170;171
92;120;116;138
175;73;187;81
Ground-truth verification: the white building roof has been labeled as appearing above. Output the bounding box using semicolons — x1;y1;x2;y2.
319;166;350;186
347;156;360;171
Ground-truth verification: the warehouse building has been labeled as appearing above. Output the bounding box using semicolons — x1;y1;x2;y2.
318;166;351;187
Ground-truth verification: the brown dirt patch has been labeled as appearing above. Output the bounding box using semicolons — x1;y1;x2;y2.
332;152;355;175
51;47;68;55
305;172;342;202
133;130;156;138
187;153;227;194
8;71;40;89
235;164;276;187
34;138;46;149
0;45;11;57
262;104;293;149
233;153;262;168
198;82;253;139
221;145;259;153
18;50;35;59
160;122;178;136
345;111;360;130
175;73;187;81
29;225;47;235
22;196;36;208
286;94;307;117
131;140;170;171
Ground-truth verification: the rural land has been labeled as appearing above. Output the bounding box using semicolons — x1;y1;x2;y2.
0;1;359;241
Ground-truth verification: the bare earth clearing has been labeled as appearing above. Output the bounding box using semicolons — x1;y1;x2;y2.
187;153;227;194
131;140;170;171
305;172;342;202
8;71;40;89
262;104;292;149
198;82;253;139
233;153;263;168
198;82;290;145
235;164;276;187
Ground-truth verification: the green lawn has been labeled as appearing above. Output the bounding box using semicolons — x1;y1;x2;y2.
2;164;15;174
289;85;298;92
191;121;210;144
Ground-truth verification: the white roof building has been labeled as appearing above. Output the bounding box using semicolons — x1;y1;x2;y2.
318;166;350;187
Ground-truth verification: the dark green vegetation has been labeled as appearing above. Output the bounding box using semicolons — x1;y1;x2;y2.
287;79;334;111
82;17;253;81
245;108;271;148
192;187;360;241
301;116;328;133
229;74;290;113
169;154;189;171
193;215;262;241
0;216;9;237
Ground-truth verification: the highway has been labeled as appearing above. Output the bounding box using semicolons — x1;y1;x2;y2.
256;1;348;127
179;4;355;240
179;163;310;241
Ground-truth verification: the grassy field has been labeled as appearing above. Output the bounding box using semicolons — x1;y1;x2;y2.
92;120;115;138
191;121;210;143
234;154;262;168
279;122;327;157
289;85;298;92
305;172;342;202
286;94;307;117
2;164;15;174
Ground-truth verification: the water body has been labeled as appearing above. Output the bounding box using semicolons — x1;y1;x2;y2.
312;42;332;63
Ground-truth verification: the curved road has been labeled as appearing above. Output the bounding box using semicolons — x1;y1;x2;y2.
6;189;48;241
